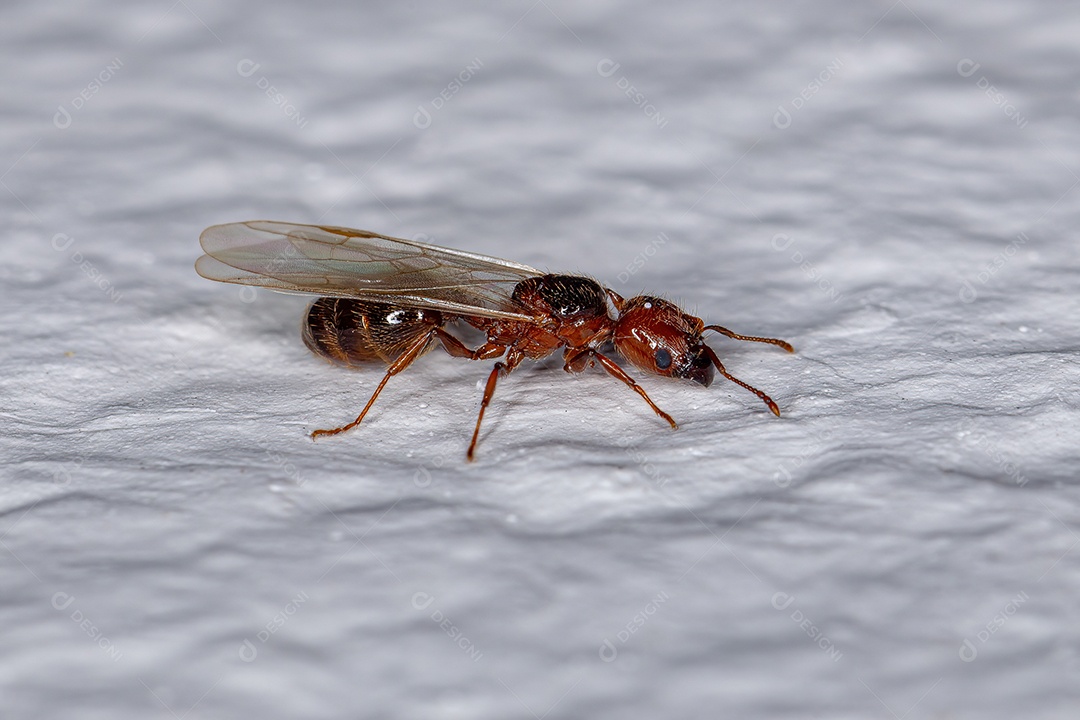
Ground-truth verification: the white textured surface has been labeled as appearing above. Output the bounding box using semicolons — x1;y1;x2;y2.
3;1;1080;718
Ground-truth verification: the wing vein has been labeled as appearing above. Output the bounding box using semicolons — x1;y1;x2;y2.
196;221;543;322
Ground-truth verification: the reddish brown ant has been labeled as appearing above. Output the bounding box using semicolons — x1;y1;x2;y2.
197;221;793;460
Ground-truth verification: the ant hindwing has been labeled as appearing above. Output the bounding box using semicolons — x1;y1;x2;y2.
197;221;794;460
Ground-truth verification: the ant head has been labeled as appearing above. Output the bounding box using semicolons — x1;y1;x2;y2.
607;289;793;417
611;295;715;386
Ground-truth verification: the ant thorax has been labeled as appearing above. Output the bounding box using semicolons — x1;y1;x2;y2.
469;274;615;356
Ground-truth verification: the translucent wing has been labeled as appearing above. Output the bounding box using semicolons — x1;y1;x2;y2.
196;220;544;321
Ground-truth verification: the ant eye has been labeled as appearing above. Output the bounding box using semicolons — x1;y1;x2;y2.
654;348;672;370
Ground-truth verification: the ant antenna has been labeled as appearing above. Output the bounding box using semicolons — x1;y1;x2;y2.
701;344;783;417
703;325;794;353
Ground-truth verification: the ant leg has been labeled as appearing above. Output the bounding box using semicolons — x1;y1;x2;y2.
589;351;679;430
467;362;504;461
562;347;593;374
433;328;506;361
311;329;435;439
702;345;783;417
704;325;794;353
466;349;524;461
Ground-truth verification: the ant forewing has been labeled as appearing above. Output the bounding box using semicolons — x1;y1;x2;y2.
197;221;793;460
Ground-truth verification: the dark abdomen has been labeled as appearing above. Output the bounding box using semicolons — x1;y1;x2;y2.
302;298;444;366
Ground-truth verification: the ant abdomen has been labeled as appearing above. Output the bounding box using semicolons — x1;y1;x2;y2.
303;298;444;367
